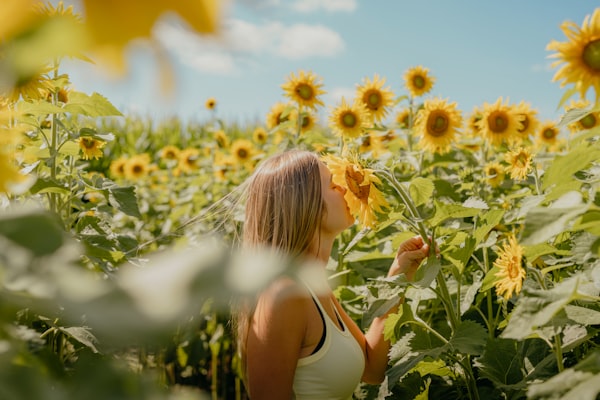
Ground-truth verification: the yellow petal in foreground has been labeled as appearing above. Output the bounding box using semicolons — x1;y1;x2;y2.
82;0;221;70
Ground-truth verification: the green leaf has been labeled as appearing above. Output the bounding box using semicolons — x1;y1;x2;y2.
29;177;69;196
107;186;141;218
572;210;600;235
542;144;600;191
429;201;481;227
523;242;570;261
409;177;435;207
413;253;442;288
557;103;594;127
60;326;99;353
564;305;600;325
17;99;66;116
63;91;123;117
474;209;505;246
59;140;81;157
521;191;587;245
501;279;579;340
444;236;475;273
0;209;65;256
480;265;501;292
475;338;527;388
448;320;486;355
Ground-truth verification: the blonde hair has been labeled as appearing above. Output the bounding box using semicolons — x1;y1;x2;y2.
234;149;325;381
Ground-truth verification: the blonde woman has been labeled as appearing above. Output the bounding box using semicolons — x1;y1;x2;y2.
234;149;429;399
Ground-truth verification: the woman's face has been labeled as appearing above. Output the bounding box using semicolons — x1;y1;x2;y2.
318;161;355;234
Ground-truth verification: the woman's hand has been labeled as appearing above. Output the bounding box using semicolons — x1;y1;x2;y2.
388;236;432;281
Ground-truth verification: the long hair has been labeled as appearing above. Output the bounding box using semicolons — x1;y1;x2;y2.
233;149;325;381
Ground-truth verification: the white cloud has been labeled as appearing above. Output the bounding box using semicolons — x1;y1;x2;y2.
326;86;356;105
278;24;344;59
154;18;345;74
291;0;357;13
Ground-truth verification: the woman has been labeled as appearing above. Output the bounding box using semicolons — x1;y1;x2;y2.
234;149;429;399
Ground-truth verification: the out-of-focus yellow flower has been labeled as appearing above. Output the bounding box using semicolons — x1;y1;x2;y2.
79;137;106;160
6;68;54;103
159;145;181;161
494;235;526;299
356;74;395;122
514;101;540;143
358;132;387;157
396;108;412;129
205;97;217;111
0;0;39;40
414;97;463;154
230;139;255;165
82;0;221;72
281;70;325;110
477;97;524;147
329;98;370;139
547;8;600;102
252;126;268;144
214;129;230;149
299;110;317;134
178;148;201;173
0;151;26;194
536;121;561;148
403;65;435;98
322;154;389;228
504;146;533;180
109;156;128;179
564;99;600;134
484;162;505;188
124;153;151;180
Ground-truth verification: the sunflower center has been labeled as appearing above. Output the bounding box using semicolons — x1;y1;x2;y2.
237;149;248;159
296;84;314;101
427;111;449;137
507;256;521;279
301;115;310;128
345;165;370;201
515;152;529;167
342;112;358;128
365;90;381;109
413;75;425;89
132;165;143;174
583;39;600;71
580;113;597;129
488;111;508;133
542;128;558;139
82;138;96;149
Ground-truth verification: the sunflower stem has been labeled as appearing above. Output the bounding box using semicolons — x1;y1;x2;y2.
483;246;496;339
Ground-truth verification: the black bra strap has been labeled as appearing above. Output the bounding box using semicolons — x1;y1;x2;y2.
310;297;326;355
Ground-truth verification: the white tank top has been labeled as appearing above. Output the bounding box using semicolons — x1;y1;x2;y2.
292;285;365;400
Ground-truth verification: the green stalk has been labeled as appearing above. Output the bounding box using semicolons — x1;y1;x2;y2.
483;246;496;338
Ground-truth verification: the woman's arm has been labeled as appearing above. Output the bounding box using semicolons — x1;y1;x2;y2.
334;236;430;384
245;278;308;399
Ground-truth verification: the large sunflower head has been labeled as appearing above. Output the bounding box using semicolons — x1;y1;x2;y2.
477;97;524;147
547;8;600;102
281;70;326;110
514;101;540;142
484;161;505;188
494;235;526;299
356;74;396;122
78;136;106;160
414;97;463;154
403;65;435;98
564;99;600;133
321;154;389;228
504;146;533;180
328;97;370;139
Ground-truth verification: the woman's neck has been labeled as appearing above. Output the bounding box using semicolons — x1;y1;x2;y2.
308;232;336;264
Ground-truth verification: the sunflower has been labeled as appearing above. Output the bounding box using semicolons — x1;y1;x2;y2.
214;151;235;181
328;98;370;139
504;146;533;180
396;108;412;129
546;8;600;102
494;235;526;299
414;97;463;154
6;68;54;103
358;132;387;157
514;101;540;142
252;126;268;144
205;97;217;110
124;154;151;180
484;161;505;188
266;102;294;130
465;107;484;138
564;99;600;133
299;110;317;133
281;70;326;110
178;147;201;173
214;130;230;148
0;151;26;194
109;156;128;179
230;139;255;165
159;145;180;161
79;137;106;160
321;154;389;228
536;121;561;148
356;74;395;122
403;65;435;98
477;97;524;147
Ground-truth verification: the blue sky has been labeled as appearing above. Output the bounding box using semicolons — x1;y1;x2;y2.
62;0;597;128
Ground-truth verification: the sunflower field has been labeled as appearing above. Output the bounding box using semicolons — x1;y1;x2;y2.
1;2;600;400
